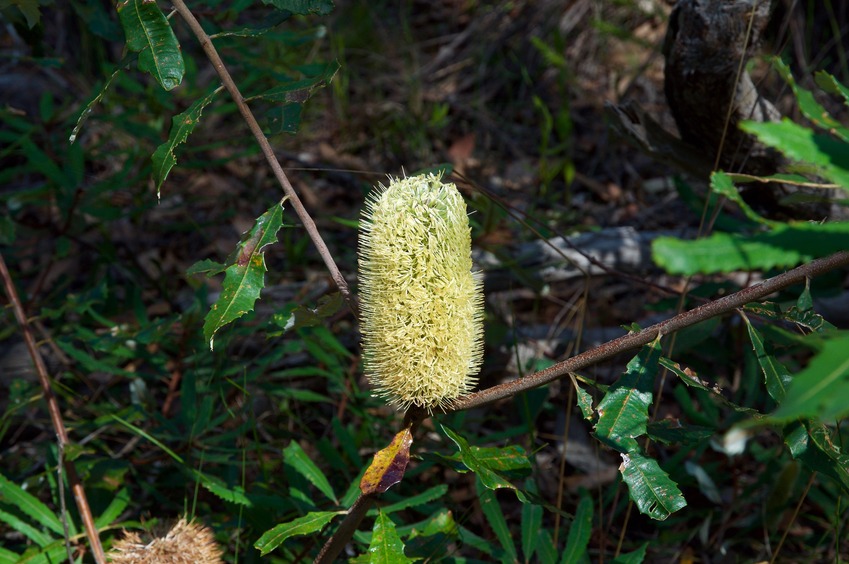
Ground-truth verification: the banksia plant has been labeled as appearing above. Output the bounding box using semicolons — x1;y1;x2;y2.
359;173;484;412
107;517;223;564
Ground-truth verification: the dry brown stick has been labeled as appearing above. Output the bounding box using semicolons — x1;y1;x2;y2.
169;0;357;316
0;252;107;564
444;250;849;414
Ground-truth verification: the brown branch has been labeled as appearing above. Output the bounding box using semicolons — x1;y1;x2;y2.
169;0;357;316
314;494;375;564
444;251;849;414
0;252;106;564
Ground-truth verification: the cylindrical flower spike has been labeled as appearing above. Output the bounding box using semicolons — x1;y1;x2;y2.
359;173;484;412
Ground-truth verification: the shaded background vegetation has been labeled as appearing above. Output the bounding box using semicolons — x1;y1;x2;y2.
2;0;849;562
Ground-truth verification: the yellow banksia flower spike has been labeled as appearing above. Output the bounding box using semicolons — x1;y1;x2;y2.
359;173;484;412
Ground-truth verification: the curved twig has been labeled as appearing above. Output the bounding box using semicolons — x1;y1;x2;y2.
170;0;357;316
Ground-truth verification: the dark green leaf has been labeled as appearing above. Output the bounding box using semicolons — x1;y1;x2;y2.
152;88;219;197
260;0;334;15
254;511;343;555
646;419;713;446
571;375;594;419
476;478;517;561
367;511;415;564
710;171;775;225
594;340;661;453
520;481;543;562
116;0;184;91
611;542;648;564
283;441;337;503
784;421;849;493
441;425;521;493
743;302;836;334
815;71;849;105
371;485;448;515
770;333;849;422
619;452;687;521
203;201;285;349
70;54;136;144
195;472;253;506
269;292;344;335
743;316;792;402
561;491;593;563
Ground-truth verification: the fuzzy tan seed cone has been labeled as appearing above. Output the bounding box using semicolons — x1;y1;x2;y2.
107;517;223;564
359;173;484;412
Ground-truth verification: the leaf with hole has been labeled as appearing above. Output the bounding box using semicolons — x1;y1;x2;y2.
619;452;687;521
595;340;661;453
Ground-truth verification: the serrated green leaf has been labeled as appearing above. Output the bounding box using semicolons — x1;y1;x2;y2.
116;0;184;91
255;511;343;555
562;491;593;564
195;472;253;506
367;511;415;564
710;171;775;226
186;258;226;277
0;507;53;547
619;452;686;521
652;222;849;275
260;0;334;15
0;473;63;537
476;478;517;561
743;302;836;334
741;119;849;190
152;88;219;197
594;340;661;453
815;71;849;105
571;374;594;419
283;441;337;504
770;334;849;422
210;10;291;38
743;316;792;403
520;481;543;562
70;54;136;144
204;201;285;349
784;421;849;493
773;58;849;143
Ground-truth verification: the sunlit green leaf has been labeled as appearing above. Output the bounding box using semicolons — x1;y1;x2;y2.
283;441;337;503
0;473;64;537
653;222;849;275
741;119;849;190
772;58;849;143
366;511;415;564
710;171;775;226
784;421;849;493
770;333;849;422
815;71;849;105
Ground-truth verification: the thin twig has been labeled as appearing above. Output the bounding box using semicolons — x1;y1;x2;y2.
0;252;107;564
442;250;849;415
169;0;357;317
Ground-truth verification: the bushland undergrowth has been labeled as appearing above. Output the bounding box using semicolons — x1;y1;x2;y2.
1;1;849;562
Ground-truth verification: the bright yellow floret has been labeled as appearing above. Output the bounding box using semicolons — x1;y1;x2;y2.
358;173;484;412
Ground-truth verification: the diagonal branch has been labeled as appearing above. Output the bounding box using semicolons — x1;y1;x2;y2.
169;0;357;316
443;251;849;415
0;252;107;564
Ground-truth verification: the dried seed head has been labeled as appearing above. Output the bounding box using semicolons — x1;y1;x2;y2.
358;173;484;412
108;517;223;564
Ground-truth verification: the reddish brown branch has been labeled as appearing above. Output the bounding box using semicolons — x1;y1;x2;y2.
445;251;849;414
169;0;357;316
0;252;106;564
